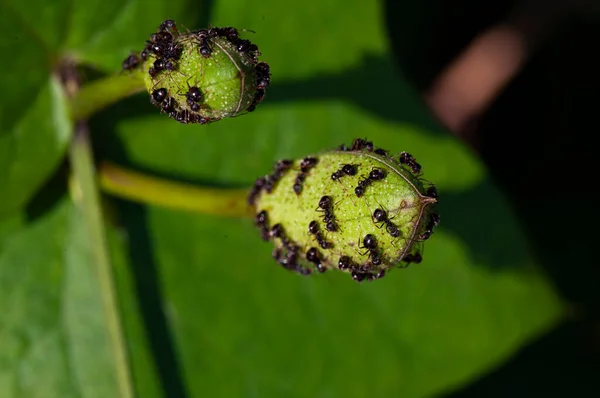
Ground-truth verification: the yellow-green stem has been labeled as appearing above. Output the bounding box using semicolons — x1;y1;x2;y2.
99;162;253;218
69;71;145;121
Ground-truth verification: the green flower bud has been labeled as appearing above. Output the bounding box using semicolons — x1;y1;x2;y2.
249;139;439;283
123;20;270;124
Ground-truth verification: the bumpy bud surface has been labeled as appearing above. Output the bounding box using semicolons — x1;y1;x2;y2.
250;139;439;282
122;20;270;124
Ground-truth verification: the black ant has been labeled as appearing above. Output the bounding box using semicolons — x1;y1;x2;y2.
255;210;270;241
164;42;183;60
338;256;352;270
265;159;293;193
293;173;306;195
255;62;271;89
425;186;438;199
354;168;386;197
256;62;270;78
185;86;203;111
247;176;266;205
403;253;422;264
306;248;326;273
307;220;331;249
351;269;386;283
293;156;318;195
149;58;176;78
273;247;311;275
159;19;178;34
161;97;176;113
199;45;212;58
359;234;382;266
331;164;357;181
350;138;374;151
151;88;167;104
270;223;297;250
316;196;338;232
418;212;440;241
246;88;266;112
372;208;400;238
151;31;173;46
399;152;422;174
122;53;140;71
300;156;318;172
373;148;388;157
211;27;239;41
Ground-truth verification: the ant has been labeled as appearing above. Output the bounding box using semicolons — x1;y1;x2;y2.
149;58;176;78
199;45;212;58
246;88;266;112
308;220;332;249
293;156;318;195
373;148;388;157
256;62;270;78
265;159;293;193
273;247;311;275
354;168;386;197
254;210;270;241
306;247;326;273
122;53;140;71
185;86;203;112
425;186;438;200
372;208;400;238
418;212;440;241
270;223;297;250
316;196;338;232
159;19;179;34
300;156;318;172
350;138;374;151
351;269;386;283
247;176;267;205
403;253;422;264
359;234;382;266
151;31;173;46
399;152;422;175
338;256;353;270
255;61;271;88
151;88;168;104
161;97;176;113
331;164;357;182
211;27;239;41
164;42;183;60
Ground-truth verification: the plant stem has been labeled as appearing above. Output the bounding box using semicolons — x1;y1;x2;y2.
69;71;145;120
99;162;254;218
70;125;134;398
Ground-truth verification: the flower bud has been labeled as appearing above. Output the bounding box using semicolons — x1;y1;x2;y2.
123;20;270;124
250;139;439;282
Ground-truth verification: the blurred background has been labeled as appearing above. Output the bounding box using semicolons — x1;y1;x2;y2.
387;0;600;395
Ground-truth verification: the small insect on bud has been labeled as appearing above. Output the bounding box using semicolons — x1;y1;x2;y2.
249;139;439;282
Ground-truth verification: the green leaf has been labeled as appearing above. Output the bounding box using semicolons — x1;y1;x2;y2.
0;3;72;218
0;198;161;398
93;0;564;397
0;70;71;218
0;199;118;397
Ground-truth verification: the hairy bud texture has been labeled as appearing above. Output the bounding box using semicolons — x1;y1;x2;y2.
249;139;439;283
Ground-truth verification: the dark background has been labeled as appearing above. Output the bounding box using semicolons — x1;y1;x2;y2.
385;0;600;396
